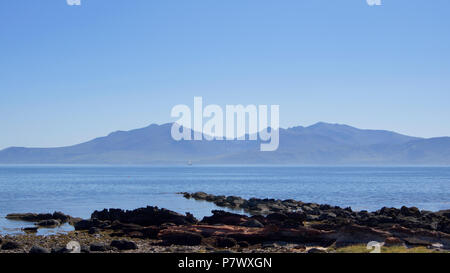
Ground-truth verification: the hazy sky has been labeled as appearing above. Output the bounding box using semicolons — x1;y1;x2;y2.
1;0;449;149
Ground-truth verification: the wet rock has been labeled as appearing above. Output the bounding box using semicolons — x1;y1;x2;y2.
1;241;22;250
52;211;71;223
23;227;39;233
191;192;208;200
29;246;50;254
36;219;60;227
110;240;138;250
6;213;53;222
6;212;72;224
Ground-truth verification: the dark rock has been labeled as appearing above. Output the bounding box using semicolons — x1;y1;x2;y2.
240;219;264;228
215;237;237;248
319;212;337;221
266;213;288;222
110;240;138;250
29;246;51;254
437;209;450;219
23;227;39;233
201;210;248;226
6;213;53;222
400;206;421;217
51;247;71;253
159;230;203;246
191;192;208;200
36;219;60;227
91;206;197;226
74;219;95;230
81;245;90;253
238;241;250;248
88;227;100;234
52;211;71;223
140;226;161;239
6;212;72;224
1;241;22;250
437;220;450;234
90;243;110;252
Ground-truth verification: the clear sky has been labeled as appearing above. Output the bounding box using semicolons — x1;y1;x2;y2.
0;0;449;149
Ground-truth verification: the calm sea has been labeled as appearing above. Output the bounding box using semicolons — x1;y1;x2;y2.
1;165;450;235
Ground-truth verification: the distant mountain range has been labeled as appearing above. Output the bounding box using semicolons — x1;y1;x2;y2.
1;122;450;165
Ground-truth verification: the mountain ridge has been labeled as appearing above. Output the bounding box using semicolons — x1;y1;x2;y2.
1;122;449;165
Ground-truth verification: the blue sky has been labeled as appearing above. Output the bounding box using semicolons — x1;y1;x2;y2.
0;0;449;149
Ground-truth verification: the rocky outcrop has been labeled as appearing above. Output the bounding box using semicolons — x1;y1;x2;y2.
6;211;78;232
110;239;138;250
91;206;197;226
5;193;450;253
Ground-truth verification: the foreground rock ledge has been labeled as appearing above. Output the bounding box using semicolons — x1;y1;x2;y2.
2;193;450;253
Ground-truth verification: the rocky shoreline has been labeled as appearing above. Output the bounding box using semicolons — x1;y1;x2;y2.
1;192;450;253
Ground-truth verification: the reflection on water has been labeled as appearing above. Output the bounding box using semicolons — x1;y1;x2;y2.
0;218;74;236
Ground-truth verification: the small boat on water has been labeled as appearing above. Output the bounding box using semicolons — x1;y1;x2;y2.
187;160;192;166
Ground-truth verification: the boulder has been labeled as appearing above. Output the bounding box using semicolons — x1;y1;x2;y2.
400;206;421;217
52;211;71;223
88;227;100;234
23;227;39;233
191;192;209;200
90;243;111;252
51;247;71;253
29;246;51;254
215;237;237;248
74;219;95;230
110;240;138;250
1;241;22;250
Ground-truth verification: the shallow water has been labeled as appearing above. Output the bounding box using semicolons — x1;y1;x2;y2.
1;165;450;235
